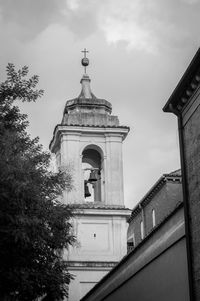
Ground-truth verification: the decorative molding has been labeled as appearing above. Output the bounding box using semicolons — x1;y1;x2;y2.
163;48;200;114
68;261;117;268
49;124;130;152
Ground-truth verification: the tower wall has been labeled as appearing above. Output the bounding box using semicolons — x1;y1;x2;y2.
52;126;128;206
65;210;129;263
49;67;130;300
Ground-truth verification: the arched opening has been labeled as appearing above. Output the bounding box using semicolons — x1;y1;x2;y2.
152;209;156;227
140;220;144;240
82;146;103;203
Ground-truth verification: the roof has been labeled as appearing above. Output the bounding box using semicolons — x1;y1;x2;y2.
128;169;182;222
64;74;112;115
163;48;200;113
167;169;181;177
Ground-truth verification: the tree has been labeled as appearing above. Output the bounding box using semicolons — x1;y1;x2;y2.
0;64;75;300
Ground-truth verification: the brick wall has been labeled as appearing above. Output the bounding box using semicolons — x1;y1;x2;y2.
127;178;182;251
183;94;200;298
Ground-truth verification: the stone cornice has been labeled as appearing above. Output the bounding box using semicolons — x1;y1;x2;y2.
67;261;117;269
163;48;200;114
69;203;127;209
70;205;131;218
65;97;112;114
49;124;130;152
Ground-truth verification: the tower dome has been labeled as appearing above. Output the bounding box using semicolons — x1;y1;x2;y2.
63;74;112;116
61;50;119;127
62;74;119;126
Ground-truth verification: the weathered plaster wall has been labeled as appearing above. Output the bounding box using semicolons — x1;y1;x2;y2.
67;269;110;301
182;87;200;298
65;212;129;263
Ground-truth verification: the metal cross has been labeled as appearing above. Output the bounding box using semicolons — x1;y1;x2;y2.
81;48;89;58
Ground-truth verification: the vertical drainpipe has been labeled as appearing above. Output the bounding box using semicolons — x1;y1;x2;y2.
169;104;194;301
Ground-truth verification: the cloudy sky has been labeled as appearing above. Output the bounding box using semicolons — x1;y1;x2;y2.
0;0;200;208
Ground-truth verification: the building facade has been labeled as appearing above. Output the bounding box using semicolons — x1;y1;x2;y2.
163;47;200;301
81;171;189;301
49;54;131;300
127;170;182;251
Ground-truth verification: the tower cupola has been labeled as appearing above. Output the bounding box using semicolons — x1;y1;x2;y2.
61;48;119;127
49;50;131;300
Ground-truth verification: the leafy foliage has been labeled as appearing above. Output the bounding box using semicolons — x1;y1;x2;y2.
0;64;75;300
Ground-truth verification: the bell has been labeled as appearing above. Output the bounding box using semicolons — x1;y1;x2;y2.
88;169;98;182
84;181;91;198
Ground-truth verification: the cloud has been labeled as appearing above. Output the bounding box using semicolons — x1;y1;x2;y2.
0;0;66;40
98;0;158;53
66;0;80;11
62;10;98;39
100;14;157;53
0;0;199;52
0;0;99;41
96;0;200;53
181;0;200;4
62;0;101;39
98;1;160;52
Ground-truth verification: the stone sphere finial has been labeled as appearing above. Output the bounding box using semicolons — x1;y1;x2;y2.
81;57;89;67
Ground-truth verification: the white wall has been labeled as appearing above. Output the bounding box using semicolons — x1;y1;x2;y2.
65;211;129;262
67;269;110;301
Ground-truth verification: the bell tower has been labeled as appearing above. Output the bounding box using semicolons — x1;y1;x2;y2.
50;50;131;301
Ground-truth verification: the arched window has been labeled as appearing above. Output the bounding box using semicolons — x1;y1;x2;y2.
152;209;156;227
140;220;144;239
82;146;103;203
